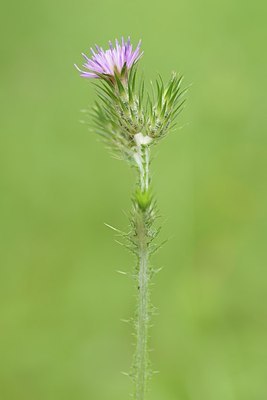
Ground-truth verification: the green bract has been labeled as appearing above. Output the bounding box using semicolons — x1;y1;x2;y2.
91;67;186;161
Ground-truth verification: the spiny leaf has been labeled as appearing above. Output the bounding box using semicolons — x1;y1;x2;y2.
114;71;126;95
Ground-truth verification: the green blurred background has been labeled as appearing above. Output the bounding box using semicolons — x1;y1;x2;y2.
1;0;267;399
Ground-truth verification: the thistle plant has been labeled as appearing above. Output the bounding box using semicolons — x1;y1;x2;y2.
75;37;186;400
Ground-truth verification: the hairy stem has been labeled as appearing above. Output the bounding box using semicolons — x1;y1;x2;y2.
133;145;151;400
135;216;149;399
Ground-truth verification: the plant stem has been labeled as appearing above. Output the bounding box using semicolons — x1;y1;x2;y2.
134;144;151;400
135;215;149;400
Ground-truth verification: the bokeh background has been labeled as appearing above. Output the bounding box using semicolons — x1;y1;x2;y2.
1;0;267;399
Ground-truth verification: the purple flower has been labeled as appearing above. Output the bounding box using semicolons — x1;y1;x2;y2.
75;37;143;79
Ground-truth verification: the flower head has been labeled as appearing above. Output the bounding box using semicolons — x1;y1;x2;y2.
75;37;143;79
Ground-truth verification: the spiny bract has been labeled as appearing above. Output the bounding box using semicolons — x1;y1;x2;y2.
75;37;186;162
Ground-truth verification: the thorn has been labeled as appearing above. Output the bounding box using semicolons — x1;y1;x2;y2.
104;222;123;233
116;270;127;275
115;239;124;246
120;318;130;323
151;267;163;276
121;371;130;377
